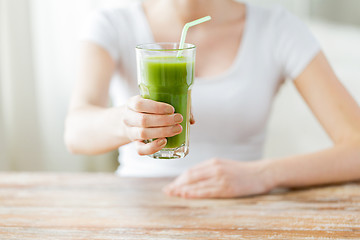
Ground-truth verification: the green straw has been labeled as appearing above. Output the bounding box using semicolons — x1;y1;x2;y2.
177;16;212;57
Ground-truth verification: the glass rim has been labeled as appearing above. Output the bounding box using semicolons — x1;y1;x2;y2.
136;42;196;51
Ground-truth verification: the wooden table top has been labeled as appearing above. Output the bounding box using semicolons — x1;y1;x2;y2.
0;173;359;239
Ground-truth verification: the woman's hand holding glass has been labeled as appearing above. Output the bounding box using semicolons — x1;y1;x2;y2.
122;95;185;156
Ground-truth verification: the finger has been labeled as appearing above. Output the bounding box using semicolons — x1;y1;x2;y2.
128;95;174;114
128;124;182;141
170;159;219;185
123;110;183;128
164;166;214;193
190;112;195;125
190;107;195;125
166;178;211;196
165;159;224;189
183;187;219;199
135;138;167;156
169;179;218;199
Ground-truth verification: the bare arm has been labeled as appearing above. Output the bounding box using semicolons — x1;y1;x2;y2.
269;51;360;188
64;42;183;155
164;52;360;199
64;42;126;154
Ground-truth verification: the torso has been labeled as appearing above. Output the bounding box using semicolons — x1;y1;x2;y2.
142;0;246;79
106;2;318;176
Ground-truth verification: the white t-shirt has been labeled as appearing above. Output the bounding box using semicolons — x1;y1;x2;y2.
82;2;320;177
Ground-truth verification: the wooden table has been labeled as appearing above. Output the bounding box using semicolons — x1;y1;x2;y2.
0;173;359;239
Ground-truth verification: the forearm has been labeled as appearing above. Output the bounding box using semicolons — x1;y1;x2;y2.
268;142;360;188
64;105;130;155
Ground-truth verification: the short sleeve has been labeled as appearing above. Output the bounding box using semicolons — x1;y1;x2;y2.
273;8;321;80
80;10;120;62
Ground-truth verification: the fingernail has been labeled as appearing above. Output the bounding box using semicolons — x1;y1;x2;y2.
172;125;182;134
158;139;166;146
166;106;174;114
174;114;183;123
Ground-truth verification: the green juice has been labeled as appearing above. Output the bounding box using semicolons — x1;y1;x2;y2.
140;56;194;149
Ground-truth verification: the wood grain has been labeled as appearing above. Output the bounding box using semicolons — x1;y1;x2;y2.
0;173;359;239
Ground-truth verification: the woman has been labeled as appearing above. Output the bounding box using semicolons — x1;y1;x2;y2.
65;0;360;199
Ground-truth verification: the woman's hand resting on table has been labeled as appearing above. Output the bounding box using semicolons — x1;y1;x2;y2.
163;158;275;199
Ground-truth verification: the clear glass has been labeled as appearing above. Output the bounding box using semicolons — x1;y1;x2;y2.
136;43;196;159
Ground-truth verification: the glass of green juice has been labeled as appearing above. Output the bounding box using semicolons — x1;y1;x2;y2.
135;43;195;159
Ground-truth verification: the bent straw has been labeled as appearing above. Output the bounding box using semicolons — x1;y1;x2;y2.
177;16;211;57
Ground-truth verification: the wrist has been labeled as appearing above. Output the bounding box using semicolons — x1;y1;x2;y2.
263;158;289;189
256;159;282;190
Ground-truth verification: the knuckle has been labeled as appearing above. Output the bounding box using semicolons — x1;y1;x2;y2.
154;103;161;113
210;158;220;166
138;128;148;140
182;191;190;198
170;114;179;124
220;175;229;186
215;166;224;178
139;114;148;127
159;127;170;137
134;100;144;111
163;116;172;125
183;189;191;198
157;102;172;114
185;169;193;181
221;179;234;195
